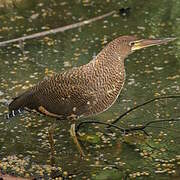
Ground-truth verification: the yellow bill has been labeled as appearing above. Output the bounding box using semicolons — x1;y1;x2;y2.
131;37;176;51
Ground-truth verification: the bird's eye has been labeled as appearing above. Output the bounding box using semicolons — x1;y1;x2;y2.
129;41;135;46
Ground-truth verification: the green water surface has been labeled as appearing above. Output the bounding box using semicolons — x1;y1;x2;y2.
0;0;180;179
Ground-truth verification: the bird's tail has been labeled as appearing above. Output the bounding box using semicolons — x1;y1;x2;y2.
6;108;24;119
7;91;31;119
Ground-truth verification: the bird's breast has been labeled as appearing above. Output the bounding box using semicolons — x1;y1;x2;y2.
83;65;125;117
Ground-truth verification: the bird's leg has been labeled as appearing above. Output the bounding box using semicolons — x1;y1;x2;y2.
70;123;85;157
48;123;56;165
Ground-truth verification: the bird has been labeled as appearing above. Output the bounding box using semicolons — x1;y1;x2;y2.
7;35;175;156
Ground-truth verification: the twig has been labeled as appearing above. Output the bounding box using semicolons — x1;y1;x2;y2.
0;11;116;47
110;95;180;125
123;117;180;133
76;117;180;136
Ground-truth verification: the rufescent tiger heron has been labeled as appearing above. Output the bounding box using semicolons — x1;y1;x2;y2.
7;36;175;156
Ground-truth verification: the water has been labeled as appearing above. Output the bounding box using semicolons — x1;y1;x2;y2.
0;0;180;179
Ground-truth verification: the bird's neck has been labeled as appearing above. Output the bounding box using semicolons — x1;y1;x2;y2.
89;48;125;77
85;48;126;98
82;49;126;115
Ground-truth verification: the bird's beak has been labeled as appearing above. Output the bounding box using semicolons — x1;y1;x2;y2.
131;37;176;51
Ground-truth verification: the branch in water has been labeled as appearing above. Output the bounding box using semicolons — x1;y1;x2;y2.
76;95;180;135
110;95;180;125
76;117;180;136
0;11;116;47
124;117;180;134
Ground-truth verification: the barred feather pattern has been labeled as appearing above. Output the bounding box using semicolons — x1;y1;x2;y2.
8;36;137;120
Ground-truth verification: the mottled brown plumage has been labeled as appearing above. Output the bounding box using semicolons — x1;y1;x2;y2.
8;36;175;120
7;35;175;156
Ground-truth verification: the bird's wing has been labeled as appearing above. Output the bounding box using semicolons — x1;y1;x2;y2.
30;69;96;118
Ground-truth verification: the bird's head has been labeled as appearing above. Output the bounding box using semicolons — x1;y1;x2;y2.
110;35;176;59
